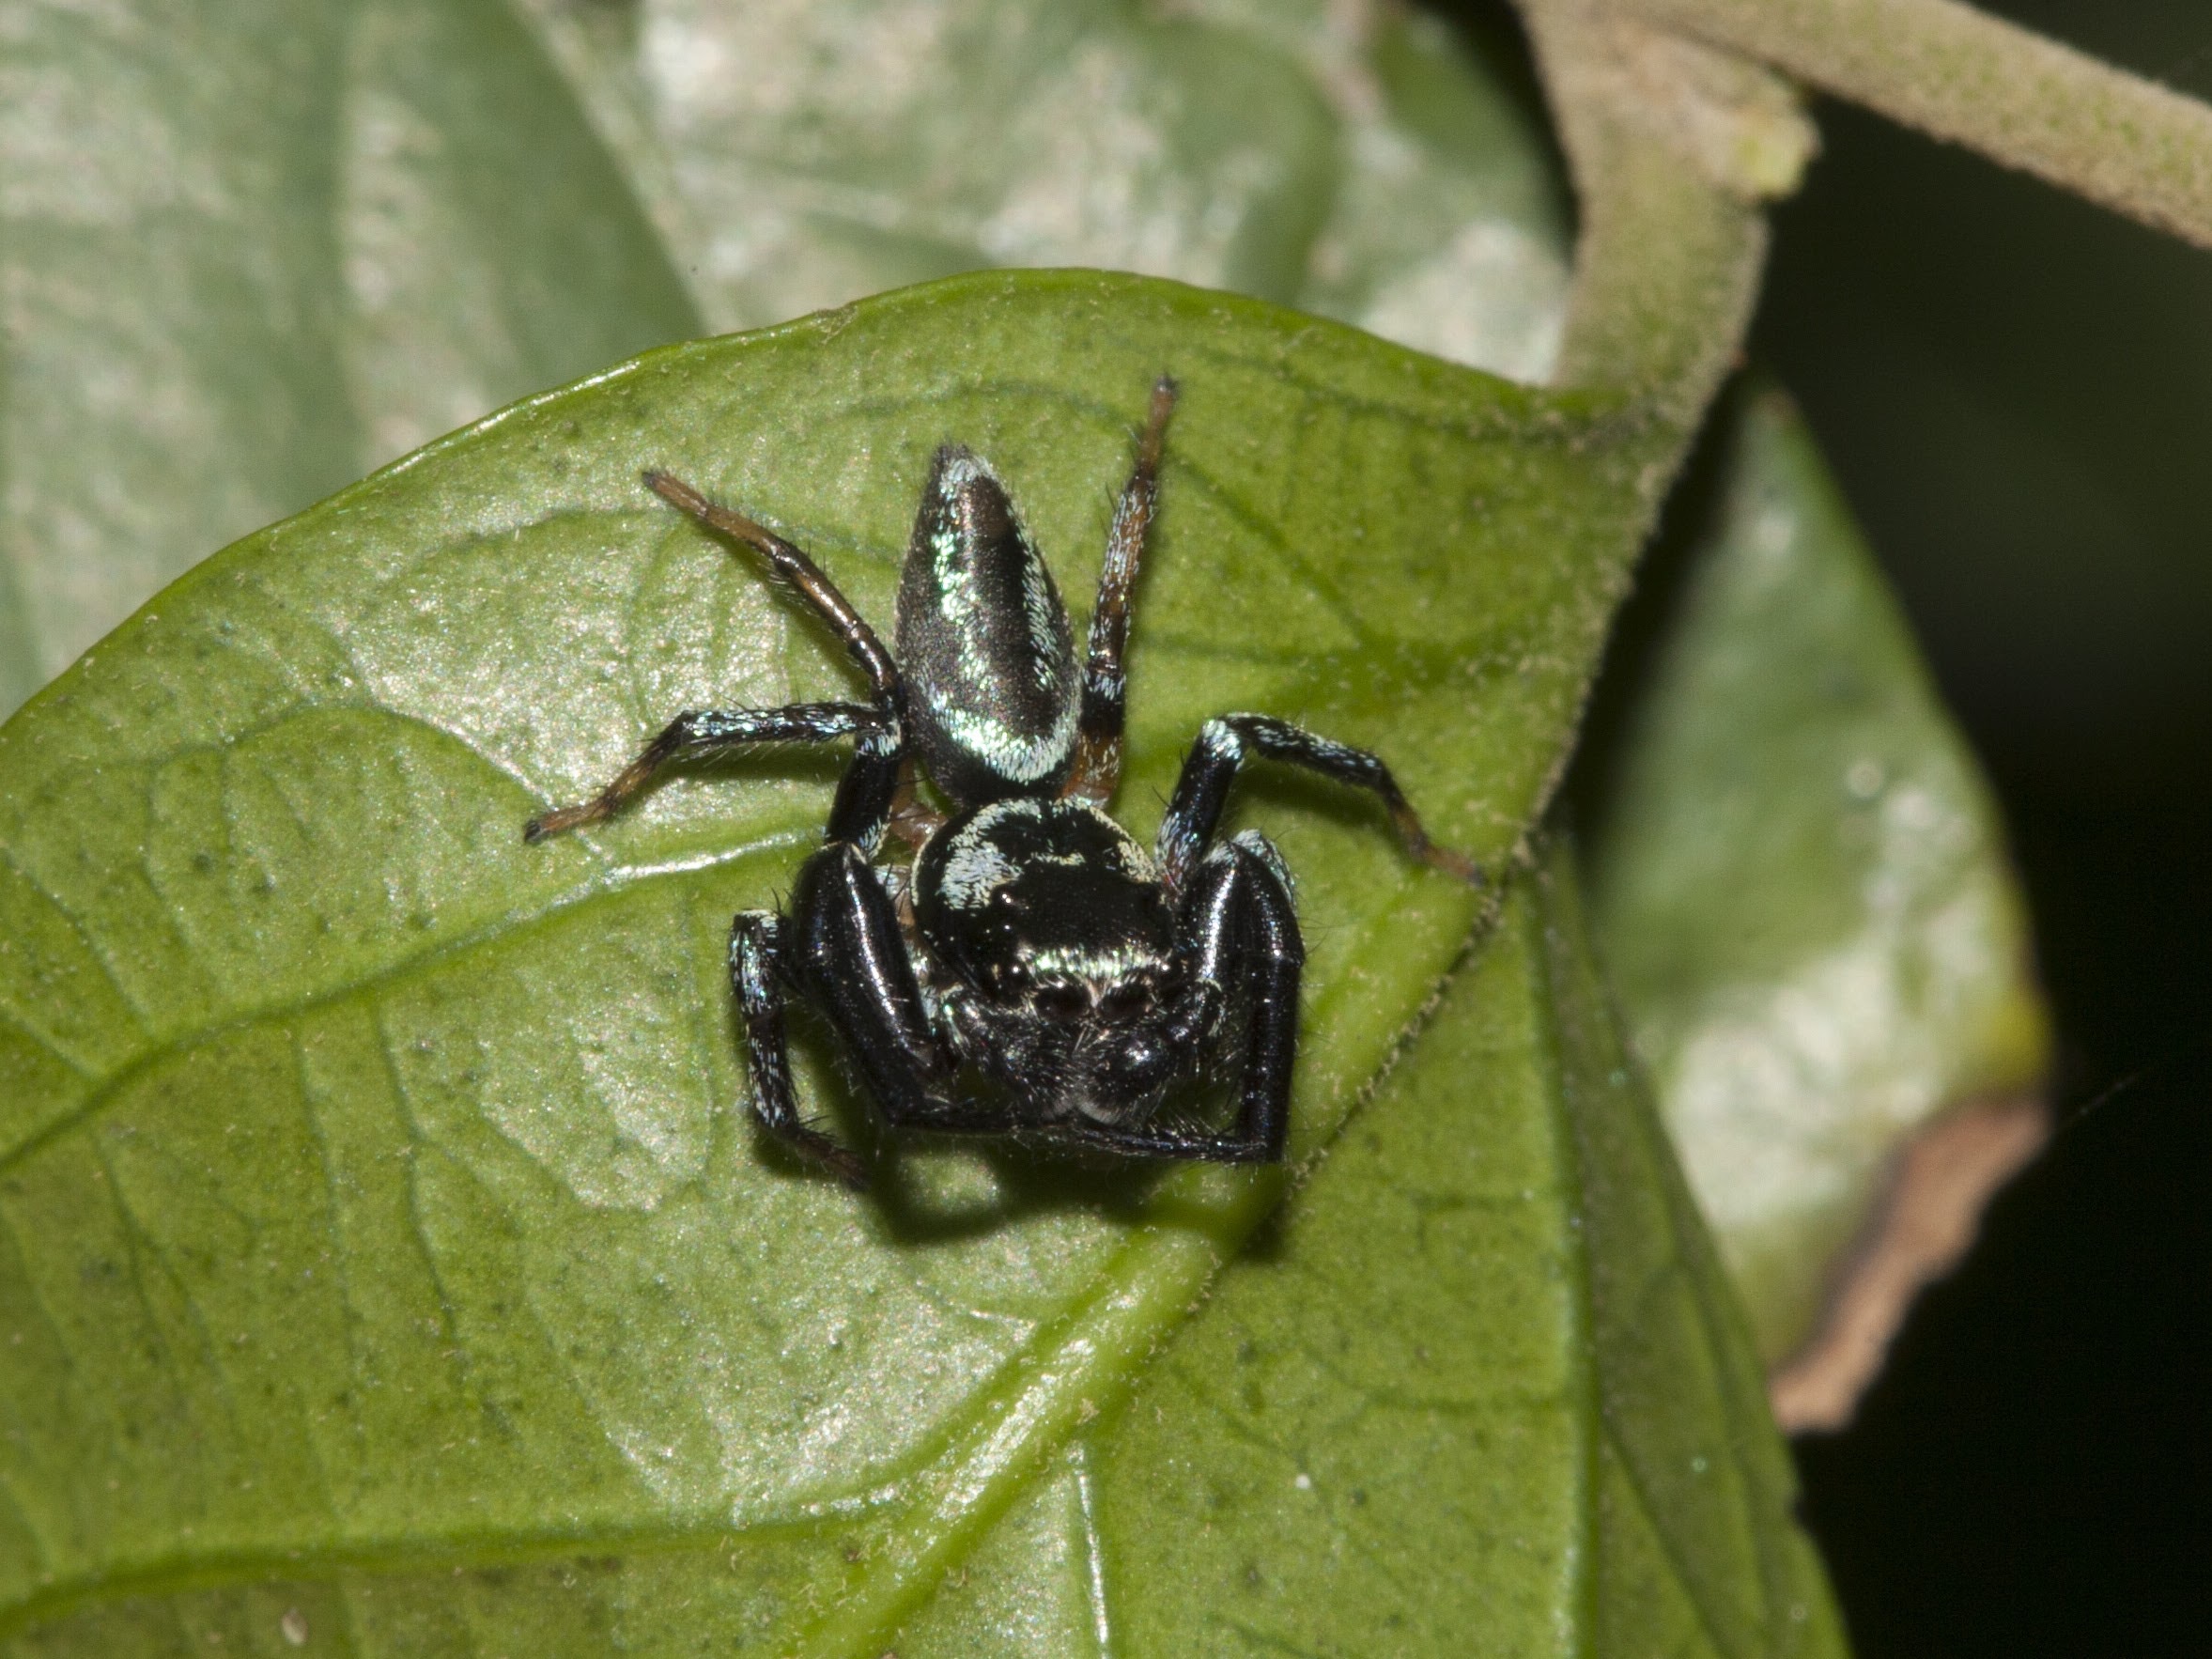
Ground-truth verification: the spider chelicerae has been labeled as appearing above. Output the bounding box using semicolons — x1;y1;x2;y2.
527;378;1480;1188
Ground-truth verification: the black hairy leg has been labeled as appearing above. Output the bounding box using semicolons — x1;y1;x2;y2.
1059;834;1303;1164
781;844;1036;1182
525;703;884;843
1154;714;1483;895
728;910;871;1187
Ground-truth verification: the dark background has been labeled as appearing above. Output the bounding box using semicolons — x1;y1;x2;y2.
1745;4;2212;1653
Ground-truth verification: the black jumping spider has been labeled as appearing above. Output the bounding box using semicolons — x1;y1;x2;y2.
527;379;1478;1187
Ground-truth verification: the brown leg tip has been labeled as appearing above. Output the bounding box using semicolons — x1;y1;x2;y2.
643;470;699;515
524;799;607;844
1421;844;1486;888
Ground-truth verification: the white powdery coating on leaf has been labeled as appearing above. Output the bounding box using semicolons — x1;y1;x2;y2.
1658;779;2016;1243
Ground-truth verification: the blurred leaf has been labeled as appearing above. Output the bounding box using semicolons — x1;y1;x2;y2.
1582;383;2050;1366
6;0;2017;1552
518;0;1573;375
0;271;1717;1651
520;0;1332;323
1286;5;1574;380
2;0;1571;710
0;0;696;715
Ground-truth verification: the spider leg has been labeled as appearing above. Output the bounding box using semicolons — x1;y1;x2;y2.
1153;713;1482;895
1063;834;1302;1165
789;844;946;1124
1063;375;1177;804
639;472;910;855
526;703;889;844
786;844;1029;1145
644;472;901;703
729;909;871;1187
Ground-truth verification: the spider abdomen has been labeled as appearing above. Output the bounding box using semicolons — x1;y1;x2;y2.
896;445;1079;805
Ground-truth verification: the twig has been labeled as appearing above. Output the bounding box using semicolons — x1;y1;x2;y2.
1518;0;1806;439
1633;0;2212;252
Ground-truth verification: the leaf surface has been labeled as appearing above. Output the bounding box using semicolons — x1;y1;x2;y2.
0;271;1696;1651
902;849;1847;1658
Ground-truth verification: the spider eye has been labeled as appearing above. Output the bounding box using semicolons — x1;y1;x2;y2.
1032;984;1090;1021
1098;982;1152;1023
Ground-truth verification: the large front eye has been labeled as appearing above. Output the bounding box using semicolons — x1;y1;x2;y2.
1032;984;1090;1021
1097;981;1152;1023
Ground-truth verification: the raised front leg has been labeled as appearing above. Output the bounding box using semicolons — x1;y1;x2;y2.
1153;714;1482;895
737;848;1031;1188
1063;375;1177;804
786;841;1061;1137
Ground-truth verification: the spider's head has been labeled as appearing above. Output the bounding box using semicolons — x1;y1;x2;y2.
917;798;1187;1122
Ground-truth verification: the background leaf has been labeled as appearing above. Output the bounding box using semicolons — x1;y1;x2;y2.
517;0;1572;376
0;271;1708;1651
1;0;1571;720
0;0;696;709
1579;383;2050;1369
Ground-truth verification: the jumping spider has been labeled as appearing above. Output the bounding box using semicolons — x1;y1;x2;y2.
527;378;1479;1188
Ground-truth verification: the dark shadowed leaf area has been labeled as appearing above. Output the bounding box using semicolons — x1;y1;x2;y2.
0;271;1839;1654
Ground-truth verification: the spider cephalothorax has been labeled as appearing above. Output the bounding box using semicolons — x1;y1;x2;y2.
527;378;1478;1187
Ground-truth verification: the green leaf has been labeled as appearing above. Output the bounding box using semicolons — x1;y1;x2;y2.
0;270;1702;1650
0;0;696;715
889;846;1845;1657
1581;383;2050;1365
0;801;1848;1655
